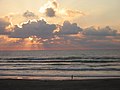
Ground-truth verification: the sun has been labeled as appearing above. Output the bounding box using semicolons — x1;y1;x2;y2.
28;36;38;42
29;36;34;41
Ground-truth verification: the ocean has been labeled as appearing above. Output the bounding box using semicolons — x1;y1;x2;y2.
0;50;120;80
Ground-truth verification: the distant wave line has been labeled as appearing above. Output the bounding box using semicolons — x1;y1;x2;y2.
0;56;120;61
0;63;120;67
0;68;120;71
0;60;120;63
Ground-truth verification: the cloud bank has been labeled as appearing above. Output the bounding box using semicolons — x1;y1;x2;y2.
0;15;120;50
83;26;118;36
9;19;120;50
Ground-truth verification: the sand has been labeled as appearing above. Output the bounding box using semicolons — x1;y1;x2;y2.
0;78;120;90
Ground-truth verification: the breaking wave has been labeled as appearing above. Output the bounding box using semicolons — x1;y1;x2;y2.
0;56;120;63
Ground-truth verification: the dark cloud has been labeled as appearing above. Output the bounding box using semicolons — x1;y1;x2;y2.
58;21;83;35
45;8;56;17
0;18;11;35
23;10;37;18
83;26;118;36
10;19;57;39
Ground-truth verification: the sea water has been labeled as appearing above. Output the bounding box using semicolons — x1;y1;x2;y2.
0;50;120;80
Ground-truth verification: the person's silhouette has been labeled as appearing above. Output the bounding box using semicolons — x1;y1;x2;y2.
71;75;74;80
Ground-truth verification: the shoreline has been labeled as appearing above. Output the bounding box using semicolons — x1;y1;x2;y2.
0;75;120;80
0;78;120;90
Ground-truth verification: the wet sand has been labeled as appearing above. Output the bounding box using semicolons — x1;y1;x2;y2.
0;78;120;90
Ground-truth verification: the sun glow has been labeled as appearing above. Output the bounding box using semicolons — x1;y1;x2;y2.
59;9;67;15
29;37;33;41
39;1;52;13
53;24;61;33
29;36;39;42
39;0;58;14
5;25;14;32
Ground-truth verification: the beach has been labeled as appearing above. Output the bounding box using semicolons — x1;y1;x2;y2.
0;78;120;90
0;50;120;90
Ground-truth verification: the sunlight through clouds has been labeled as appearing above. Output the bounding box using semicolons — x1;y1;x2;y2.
0;0;120;50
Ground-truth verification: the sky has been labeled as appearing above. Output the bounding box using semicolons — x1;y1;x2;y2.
0;0;120;50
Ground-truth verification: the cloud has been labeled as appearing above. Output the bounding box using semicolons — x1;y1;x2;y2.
10;19;57;39
39;0;58;17
0;35;20;48
64;10;85;17
58;21;83;35
83;26;118;36
0;18;120;50
52;0;58;8
43;25;120;49
10;20;83;39
0;35;44;50
23;10;37;18
45;8;56;17
68;26;119;49
7;19;84;49
81;36;120;49
0;17;12;35
39;0;84;19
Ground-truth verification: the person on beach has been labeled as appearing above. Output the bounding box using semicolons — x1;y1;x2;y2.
71;75;74;80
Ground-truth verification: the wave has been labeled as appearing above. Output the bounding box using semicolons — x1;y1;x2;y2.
0;68;120;71
0;60;120;63
1;56;120;60
0;63;120;66
0;56;120;63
